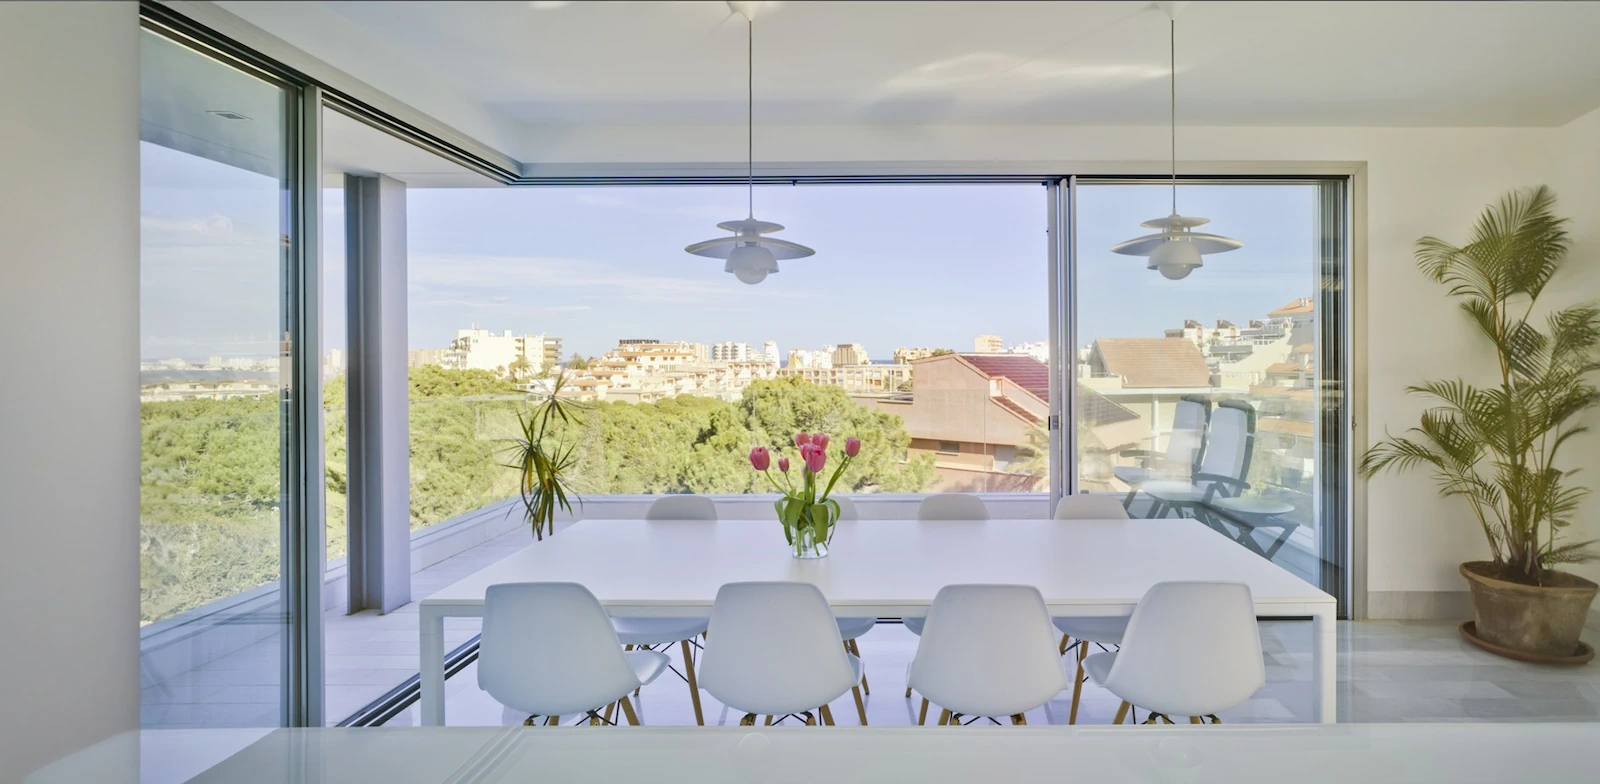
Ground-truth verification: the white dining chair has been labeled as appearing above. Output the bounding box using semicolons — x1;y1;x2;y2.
1053;494;1131;520
612;495;718;724
832;495;859;520
1117;395;1210;510
902;494;991;699
825;494;874;708
1084;581;1265;724
1051;493;1132;723
644;494;718;520
478;582;668;726
907;584;1069;726
700;582;865;726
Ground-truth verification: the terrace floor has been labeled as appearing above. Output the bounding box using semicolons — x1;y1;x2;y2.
140;525;526;728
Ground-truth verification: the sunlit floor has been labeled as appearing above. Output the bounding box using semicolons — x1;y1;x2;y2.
386;619;1600;727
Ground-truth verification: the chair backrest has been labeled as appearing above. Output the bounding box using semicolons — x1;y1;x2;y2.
478;582;642;717
1103;581;1265;717
917;493;990;521
1054;493;1131;520
1197;400;1256;482
908;585;1068;718
699;582;858;716
645;495;718;521
1162;395;1212;473
832;495;859;521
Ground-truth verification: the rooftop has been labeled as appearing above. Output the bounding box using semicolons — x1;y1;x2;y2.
1089;338;1213;389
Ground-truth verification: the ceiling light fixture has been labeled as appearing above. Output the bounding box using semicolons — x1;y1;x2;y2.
684;3;813;285
1111;5;1240;280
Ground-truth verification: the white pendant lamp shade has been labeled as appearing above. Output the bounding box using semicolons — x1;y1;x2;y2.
684;9;813;283
1112;12;1239;278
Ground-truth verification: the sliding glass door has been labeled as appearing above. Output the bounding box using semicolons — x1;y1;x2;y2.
138;26;310;727
1070;179;1348;604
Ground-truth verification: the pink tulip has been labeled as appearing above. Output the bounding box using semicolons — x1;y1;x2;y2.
794;431;812;447
845;437;861;457
804;447;828;474
812;433;830;450
777;456;790;472
749;446;771;471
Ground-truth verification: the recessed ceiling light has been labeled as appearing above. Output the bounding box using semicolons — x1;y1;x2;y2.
207;110;252;121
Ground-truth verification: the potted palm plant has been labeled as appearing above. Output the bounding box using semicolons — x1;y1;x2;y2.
506;374;583;540
1362;185;1598;662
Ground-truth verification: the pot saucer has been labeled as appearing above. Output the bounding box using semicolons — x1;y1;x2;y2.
1460;621;1595;665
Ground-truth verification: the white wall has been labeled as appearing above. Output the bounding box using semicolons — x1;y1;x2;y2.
1547;106;1600;588
0;2;141;780
518;120;1593;616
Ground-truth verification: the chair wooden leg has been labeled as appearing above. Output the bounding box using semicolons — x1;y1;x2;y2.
1068;639;1088;725
739;713;756;726
1059;633;1070;655
918;698;930;725
523;715;538;726
1010;713;1027;725
804;711;816;726
851;685;869;725
545;715;560;726
1190;716;1202;724
680;638;704;726
1113;701;1130;725
819;705;835;725
617;696;640;726
853;641;870;695
905;685;913;698
937;708;952;726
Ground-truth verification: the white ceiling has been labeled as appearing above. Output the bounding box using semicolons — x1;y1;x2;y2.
224;0;1600;133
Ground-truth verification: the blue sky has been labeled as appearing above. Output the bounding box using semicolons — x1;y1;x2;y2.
142;141;1317;363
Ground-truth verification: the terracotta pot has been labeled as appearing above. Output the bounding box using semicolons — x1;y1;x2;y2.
1461;561;1598;658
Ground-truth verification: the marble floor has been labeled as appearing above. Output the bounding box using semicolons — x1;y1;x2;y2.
387;617;1600;727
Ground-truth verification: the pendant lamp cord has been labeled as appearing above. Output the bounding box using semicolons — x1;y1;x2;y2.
1169;16;1176;216
747;17;754;219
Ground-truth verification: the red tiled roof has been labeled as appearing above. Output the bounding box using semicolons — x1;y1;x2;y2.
959;354;1050;400
956;353;1138;428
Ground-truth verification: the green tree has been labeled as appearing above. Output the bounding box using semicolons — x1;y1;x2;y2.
567;353;590;370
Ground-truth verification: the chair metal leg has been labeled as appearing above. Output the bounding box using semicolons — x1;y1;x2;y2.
680;638;704;726
1068;639;1088;724
1113;701;1130;725
617;696;640;726
1122;487;1138;510
918;698;930;725
1010;713;1027;725
819;704;835;725
851;685;869;725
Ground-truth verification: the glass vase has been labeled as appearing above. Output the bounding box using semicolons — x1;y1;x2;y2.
792;522;829;560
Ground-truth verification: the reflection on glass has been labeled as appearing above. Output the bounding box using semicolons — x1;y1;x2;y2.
138;30;289;727
1075;182;1335;589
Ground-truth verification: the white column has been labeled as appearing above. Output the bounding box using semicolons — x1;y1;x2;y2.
0;3;140;780
346;174;412;613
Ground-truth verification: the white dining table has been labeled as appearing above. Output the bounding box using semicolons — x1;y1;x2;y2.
418;517;1338;725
